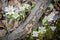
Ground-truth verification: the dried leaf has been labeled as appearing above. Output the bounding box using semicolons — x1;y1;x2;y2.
13;22;19;28
0;29;7;38
0;1;2;8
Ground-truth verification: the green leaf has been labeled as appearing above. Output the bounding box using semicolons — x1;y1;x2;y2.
33;27;37;31
48;3;54;9
42;16;48;26
25;7;31;12
54;0;60;3
7;14;13;18
31;4;35;9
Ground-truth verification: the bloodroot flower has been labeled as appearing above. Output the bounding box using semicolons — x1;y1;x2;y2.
5;5;16;15
39;27;46;34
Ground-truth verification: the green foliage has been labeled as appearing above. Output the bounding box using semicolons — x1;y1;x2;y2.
31;4;35;9
33;27;38;31
19;11;25;19
54;0;60;3
48;3;54;9
45;28;54;39
42;16;48;26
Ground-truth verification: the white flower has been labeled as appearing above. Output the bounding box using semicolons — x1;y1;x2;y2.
23;4;31;9
42;12;56;25
50;26;56;31
5;5;16;15
47;12;55;22
32;31;39;37
19;4;30;11
5;5;20;19
19;6;25;11
39;27;46;34
47;17;53;22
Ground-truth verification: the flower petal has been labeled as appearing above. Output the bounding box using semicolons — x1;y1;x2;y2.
50;26;56;31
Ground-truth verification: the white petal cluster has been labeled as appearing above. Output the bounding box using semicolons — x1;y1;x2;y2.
4;3;31;19
23;4;31;9
47;12;55;22
32;27;47;37
19;4;31;11
32;31;39;37
50;26;56;31
5;5;16;15
39;27;46;34
42;12;55;25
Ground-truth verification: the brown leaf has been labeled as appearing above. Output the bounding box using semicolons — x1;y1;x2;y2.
27;27;32;34
0;1;2;8
32;16;36;22
54;5;60;11
2;20;6;26
13;22;19;28
9;0;15;6
0;29;7;38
